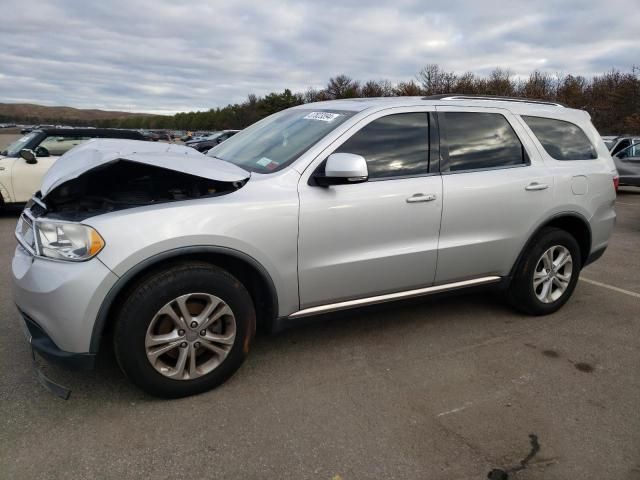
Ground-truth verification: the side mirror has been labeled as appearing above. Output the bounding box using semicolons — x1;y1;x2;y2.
19;149;37;164
315;153;368;187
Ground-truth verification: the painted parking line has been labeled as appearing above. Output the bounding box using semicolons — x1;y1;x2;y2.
580;277;640;299
616;202;638;206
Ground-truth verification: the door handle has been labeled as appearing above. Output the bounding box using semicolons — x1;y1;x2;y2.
406;193;437;203
525;182;549;191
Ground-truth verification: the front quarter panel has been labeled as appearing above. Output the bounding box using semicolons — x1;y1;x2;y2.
86;170;301;315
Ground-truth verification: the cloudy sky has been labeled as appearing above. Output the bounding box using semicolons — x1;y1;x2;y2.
1;0;638;114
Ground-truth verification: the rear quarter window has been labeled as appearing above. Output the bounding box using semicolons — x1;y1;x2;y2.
522;116;597;161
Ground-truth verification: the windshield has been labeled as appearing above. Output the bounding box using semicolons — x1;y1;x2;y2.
207;109;355;173
2;132;38;157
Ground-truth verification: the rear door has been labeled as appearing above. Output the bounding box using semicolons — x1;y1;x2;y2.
297;107;443;308
435;107;554;283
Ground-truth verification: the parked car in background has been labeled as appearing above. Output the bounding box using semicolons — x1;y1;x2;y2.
602;135;618;150
182;131;214;142
21;124;54;134
139;130;160;141
185;130;240;152
153;130;172;142
0;127;145;205
12;96;616;398
612;142;640;187
607;136;640;155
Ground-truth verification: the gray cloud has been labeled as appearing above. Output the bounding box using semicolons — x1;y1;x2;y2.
0;0;638;114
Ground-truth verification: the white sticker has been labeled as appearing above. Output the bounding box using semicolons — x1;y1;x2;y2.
303;112;341;122
256;157;273;167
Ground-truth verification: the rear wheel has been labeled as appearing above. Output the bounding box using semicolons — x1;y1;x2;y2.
508;228;582;315
114;262;255;398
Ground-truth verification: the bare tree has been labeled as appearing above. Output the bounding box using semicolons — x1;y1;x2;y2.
361;79;394;97
417;64;457;95
485;67;514;96
522;71;556;99
393;80;423;96
326;75;361;99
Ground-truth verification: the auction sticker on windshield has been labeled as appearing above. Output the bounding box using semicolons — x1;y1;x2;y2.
303;112;341;122
256;157;279;170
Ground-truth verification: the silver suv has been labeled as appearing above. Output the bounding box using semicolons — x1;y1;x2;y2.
12;96;617;398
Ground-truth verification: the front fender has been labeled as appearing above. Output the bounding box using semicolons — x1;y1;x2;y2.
90;244;280;353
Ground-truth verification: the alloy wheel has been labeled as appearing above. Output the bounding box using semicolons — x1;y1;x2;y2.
145;293;236;380
533;245;573;304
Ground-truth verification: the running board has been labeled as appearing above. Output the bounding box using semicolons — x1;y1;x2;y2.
288;276;502;319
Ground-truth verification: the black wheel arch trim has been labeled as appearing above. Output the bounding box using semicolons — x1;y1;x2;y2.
509;211;592;278
90;245;279;353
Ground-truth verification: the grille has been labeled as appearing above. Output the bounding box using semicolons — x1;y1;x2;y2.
27;195;48;217
30;202;46;217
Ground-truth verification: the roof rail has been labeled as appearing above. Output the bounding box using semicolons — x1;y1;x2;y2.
422;94;566;107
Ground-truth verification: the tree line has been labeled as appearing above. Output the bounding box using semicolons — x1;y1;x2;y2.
8;65;640;134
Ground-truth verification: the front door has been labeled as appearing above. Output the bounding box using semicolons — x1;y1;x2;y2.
298;109;443;308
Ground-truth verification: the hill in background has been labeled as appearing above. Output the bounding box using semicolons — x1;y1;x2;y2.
0;102;159;126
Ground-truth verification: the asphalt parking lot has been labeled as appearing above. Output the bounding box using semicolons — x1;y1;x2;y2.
0;188;639;480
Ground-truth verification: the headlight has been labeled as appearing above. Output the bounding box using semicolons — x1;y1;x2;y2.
35;221;105;261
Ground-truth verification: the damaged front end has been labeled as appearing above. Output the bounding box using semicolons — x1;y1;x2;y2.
41;159;248;221
33;139;250;221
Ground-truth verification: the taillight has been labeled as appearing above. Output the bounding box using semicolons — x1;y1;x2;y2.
613;175;619;192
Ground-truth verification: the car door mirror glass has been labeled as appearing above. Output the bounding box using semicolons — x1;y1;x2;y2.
19;149;37;164
316;153;368;186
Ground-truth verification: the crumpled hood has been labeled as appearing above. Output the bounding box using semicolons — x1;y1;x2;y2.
40;138;249;197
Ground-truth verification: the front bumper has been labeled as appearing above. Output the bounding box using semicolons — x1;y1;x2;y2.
20;310;95;370
12;245;119;356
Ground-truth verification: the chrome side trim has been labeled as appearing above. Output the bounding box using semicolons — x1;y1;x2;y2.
288;276;502;319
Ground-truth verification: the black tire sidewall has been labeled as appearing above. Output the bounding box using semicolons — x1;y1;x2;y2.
510;228;582;315
114;263;255;398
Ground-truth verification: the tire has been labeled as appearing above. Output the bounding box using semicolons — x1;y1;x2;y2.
508;227;582;316
114;262;256;398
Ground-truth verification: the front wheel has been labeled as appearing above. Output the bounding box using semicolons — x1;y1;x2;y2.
114;262;255;398
508;228;582;315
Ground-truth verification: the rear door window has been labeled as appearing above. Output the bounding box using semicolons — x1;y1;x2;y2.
441;112;527;172
522;116;597;160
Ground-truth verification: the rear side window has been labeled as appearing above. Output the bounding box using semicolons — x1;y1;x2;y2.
441;112;526;172
522;116;597;160
335;113;429;179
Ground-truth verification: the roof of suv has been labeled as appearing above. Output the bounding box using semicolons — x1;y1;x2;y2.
34;128;145;139
296;95;587;121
